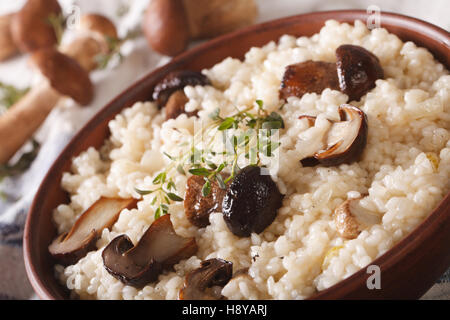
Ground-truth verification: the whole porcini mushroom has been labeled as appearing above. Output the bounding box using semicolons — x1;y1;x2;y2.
142;0;190;57
142;0;258;56
0;48;93;164
0;14;119;165
49;197;138;265
32;48;94;105
334;196;381;239
179;258;233;300
102;214;197;288
61;13;118;72
0;14;19;61
11;0;62;53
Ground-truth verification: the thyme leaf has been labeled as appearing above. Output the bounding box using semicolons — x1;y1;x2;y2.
0;82;29;110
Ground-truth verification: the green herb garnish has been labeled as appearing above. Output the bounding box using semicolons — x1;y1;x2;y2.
0;139;41;201
0;82;29;110
135;99;284;215
95;28;141;70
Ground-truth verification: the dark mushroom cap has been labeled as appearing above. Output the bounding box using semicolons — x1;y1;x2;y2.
179;258;233;300
11;0;62;53
336;44;384;101
30;48;94;105
279;60;340;100
152;70;211;107
102;214;198;288
80;13;118;39
222;166;284;237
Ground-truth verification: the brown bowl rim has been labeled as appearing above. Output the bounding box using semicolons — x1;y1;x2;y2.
23;9;450;300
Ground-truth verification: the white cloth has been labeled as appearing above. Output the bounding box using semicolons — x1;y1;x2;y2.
0;0;448;300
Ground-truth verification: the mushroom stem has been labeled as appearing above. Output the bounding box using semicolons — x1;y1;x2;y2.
0;14;19;61
0;19;114;165
0;82;60;164
60;35;106;72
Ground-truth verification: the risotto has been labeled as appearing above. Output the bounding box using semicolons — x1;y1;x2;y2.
51;20;449;300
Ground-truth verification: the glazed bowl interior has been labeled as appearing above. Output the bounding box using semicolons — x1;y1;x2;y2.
24;10;450;300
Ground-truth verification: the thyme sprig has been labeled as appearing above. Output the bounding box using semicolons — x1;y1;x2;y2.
0;139;41;201
95;28;142;70
0;82;30;111
135;100;284;219
47;12;67;45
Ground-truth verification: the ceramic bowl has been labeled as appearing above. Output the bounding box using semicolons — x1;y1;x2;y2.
23;10;450;300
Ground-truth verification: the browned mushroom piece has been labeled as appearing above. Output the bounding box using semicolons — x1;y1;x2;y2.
48;197;138;266
0;14;19;61
334;196;381;239
152;70;211;108
102;214;197;288
179;258;233;300
31;48;94;105
165;90;196;120
184;175;227;228
336;44;384;102
279;61;340;100
299;104;368;167
11;0;62;53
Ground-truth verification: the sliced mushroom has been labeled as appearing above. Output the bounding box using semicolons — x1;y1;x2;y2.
49;197;138;265
222;166;284;237
299;104;368;167
179;258;233;300
279;61;340;100
152;70;211;108
11;0;62;53
184;175;227;228
165;90;196;120
334;196;381;239
102;214;197;288
336;44;384;101
314;104;368;166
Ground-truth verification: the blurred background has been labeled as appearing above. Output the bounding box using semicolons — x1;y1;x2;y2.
0;0;448;300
